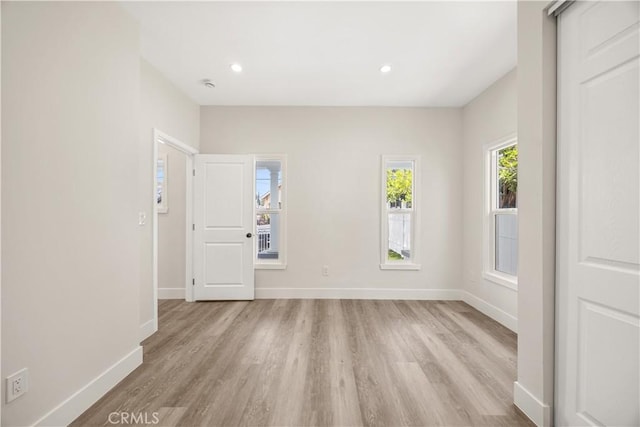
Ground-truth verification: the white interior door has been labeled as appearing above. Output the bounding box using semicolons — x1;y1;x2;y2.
193;154;254;300
556;2;639;426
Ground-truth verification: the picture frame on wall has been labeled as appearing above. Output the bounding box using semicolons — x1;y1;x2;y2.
156;153;168;213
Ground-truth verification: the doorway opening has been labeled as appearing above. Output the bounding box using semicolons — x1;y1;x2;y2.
152;129;199;333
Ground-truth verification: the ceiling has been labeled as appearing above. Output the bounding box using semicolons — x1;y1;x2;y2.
121;1;516;107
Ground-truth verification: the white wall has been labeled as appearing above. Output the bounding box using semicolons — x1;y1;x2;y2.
2;3;142;425
200;107;463;298
139;59;199;335
0;3;3;421
461;69;518;330
157;144;187;299
515;2;557;426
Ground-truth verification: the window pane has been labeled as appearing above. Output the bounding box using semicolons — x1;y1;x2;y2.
257;213;280;260
256;160;282;209
386;161;413;209
497;145;518;209
495;214;518;275
156;157;165;206
388;213;411;261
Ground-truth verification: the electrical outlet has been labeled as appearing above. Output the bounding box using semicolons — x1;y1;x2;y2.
6;368;28;403
138;211;147;226
322;265;329;276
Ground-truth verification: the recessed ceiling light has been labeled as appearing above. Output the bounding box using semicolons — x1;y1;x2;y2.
380;64;392;73
230;63;243;73
202;79;215;89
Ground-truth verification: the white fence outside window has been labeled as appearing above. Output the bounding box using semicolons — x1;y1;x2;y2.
257;224;271;253
388;213;411;258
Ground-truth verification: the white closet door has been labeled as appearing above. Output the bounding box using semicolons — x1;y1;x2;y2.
556;2;639;426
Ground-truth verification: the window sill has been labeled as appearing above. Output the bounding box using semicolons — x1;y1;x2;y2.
482;271;518;290
380;263;421;271
255;264;287;270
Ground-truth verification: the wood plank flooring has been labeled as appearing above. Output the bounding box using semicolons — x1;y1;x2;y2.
72;300;533;427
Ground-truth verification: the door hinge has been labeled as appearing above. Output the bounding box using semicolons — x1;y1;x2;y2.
193;169;196;176
192;278;195;286
192;224;195;231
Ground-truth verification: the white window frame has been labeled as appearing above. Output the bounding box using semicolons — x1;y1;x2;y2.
254;154;287;270
483;135;518;290
380;155;421;270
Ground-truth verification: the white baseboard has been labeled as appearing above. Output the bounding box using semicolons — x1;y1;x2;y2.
139;318;157;342
513;381;552;427
255;287;462;300
460;290;518;332
33;346;143;427
158;287;185;299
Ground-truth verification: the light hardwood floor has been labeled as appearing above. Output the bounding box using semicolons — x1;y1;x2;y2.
72;299;533;426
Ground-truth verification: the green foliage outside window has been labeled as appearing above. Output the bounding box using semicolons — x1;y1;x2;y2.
498;145;518;208
386;169;413;207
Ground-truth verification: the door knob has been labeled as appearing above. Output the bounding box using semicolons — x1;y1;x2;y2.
246;233;253;238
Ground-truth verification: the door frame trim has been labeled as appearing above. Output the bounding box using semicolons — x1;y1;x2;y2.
152;129;199;332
